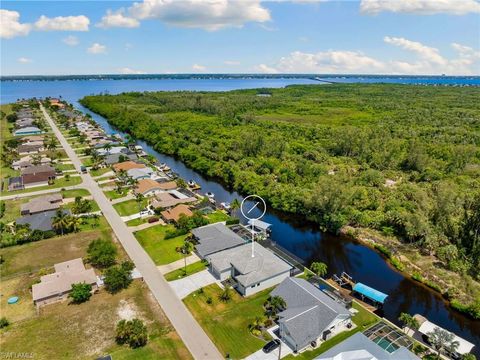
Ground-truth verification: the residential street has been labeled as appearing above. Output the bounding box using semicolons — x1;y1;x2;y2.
39;105;223;360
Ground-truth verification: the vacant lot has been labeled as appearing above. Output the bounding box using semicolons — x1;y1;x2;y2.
113;198;148;216
1;281;191;360
134;224;187;265
183;284;272;359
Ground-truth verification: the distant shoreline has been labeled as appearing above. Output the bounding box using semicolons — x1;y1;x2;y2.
1;73;479;83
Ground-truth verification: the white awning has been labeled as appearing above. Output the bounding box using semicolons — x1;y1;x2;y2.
418;320;475;355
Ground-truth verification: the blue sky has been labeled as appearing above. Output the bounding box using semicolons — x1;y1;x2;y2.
1;0;479;75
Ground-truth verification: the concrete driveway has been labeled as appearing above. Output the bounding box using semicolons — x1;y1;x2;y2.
169;270;218;299
245;326;293;360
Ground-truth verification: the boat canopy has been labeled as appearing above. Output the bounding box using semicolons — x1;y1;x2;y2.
247;219;272;231
418;319;475;355
353;282;388;304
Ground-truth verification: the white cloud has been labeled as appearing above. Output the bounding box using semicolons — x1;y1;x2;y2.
87;43;107;54
18;57;32;64
62;35;79;46
224;60;241;65
384;36;446;65
119;67;146;74
97;9;140;28
0;10;31;39
128;0;271;31
255;37;480;75
192;64;207;71
360;0;480;15
34;15;90;31
254;64;279;74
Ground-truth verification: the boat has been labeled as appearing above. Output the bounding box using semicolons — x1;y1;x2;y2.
187;179;201;190
220;202;231;211
205;192;215;199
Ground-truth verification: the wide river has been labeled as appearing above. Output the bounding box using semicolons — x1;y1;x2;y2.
2;78;479;354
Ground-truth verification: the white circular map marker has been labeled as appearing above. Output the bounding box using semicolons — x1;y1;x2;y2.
240;195;266;257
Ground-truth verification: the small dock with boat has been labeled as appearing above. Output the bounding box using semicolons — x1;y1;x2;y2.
328;272;388;312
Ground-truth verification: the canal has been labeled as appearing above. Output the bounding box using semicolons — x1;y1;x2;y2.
75;100;480;355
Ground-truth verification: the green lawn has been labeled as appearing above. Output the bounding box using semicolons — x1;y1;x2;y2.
134;224;187;265
164;261;207;281
205;210;230;224
1;281;191;360
126;217;148;226
81;156;93;167
0;176;82;196
113;198;148;216
54;163;75;171
90;167;113;177
183;284;272;359
61;188;90;198
284;302;380;360
105;188;130;200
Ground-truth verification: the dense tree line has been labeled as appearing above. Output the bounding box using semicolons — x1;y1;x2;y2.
80;84;480;278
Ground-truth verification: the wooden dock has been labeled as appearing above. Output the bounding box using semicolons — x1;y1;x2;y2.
326;275;379;313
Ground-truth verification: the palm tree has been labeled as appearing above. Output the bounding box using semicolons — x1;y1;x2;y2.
219;287;232;302
103;143;112;154
398;313;419;333
231;198;240;216
181;240;194;275
91;213;100;228
52;210;69;235
135;192;145;213
47;137;57;151
264;295;286;319
248;316;265;336
427;327;460;359
310;261;328;278
67;216;81;232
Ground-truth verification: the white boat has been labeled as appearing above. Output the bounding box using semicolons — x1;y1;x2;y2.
188;180;197;187
220;202;231;211
205;192;215;199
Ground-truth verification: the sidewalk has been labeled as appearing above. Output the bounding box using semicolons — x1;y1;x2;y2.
158;253;201;274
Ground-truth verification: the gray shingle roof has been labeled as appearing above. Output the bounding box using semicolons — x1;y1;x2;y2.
208;243;292;287
192;222;246;257
271;277;350;350
314;332;420;360
16;209;70;232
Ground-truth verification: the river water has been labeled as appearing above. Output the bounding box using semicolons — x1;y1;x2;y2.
1;77;479;354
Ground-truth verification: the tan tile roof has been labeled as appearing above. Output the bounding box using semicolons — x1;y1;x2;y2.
134;179;178;195
161;204;193;222
112;161;145;172
151;192;197;209
32;258;97;302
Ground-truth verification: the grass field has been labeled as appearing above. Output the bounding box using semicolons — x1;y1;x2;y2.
54;163;76;171
183;284;272;359
113;198;148;216
105;188;130;200
61;188;90;198
164;261;207;281
90;167;113;177
0;281;191;360
134;224;187;265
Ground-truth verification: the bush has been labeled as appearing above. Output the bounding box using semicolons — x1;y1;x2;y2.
115;318;148;348
226;217;240;225
164;228;188;240
87;239;117;268
104;261;134;294
373;243;392;258
206;296;213;305
412;272;423;282
0;317;9;328
389;257;405;272
69;283;92;304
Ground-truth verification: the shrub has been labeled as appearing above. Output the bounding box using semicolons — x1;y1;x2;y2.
411;272;423;282
226;217;240;225
104;261;134;294
373;243;392;258
389;257;405;272
206;296;213;305
87;239;117;268
69;283;92;304
115;318;148;348
164;228;188;240
0;317;9;328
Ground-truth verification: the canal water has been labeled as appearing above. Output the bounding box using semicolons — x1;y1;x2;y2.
2;78;479;354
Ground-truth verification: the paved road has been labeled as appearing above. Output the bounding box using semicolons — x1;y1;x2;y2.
0;184;83;201
40;105;222;360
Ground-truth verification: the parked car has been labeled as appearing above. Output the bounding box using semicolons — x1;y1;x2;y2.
262;340;280;353
80;165;87;173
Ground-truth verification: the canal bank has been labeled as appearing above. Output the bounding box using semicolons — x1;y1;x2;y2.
75;100;480;356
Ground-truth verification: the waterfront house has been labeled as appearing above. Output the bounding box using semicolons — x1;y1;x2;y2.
126;167;155;181
192;222;246;258
32;258;97;307
112;160;145;172
13;126;42;136
206;242;292;296
104;152;138;166
20;194;63;215
161;204;193;223
271;277;352;352
314;331;420;360
97;146;128;157
134;179;177;197
151;191;197;209
21;164;56;188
